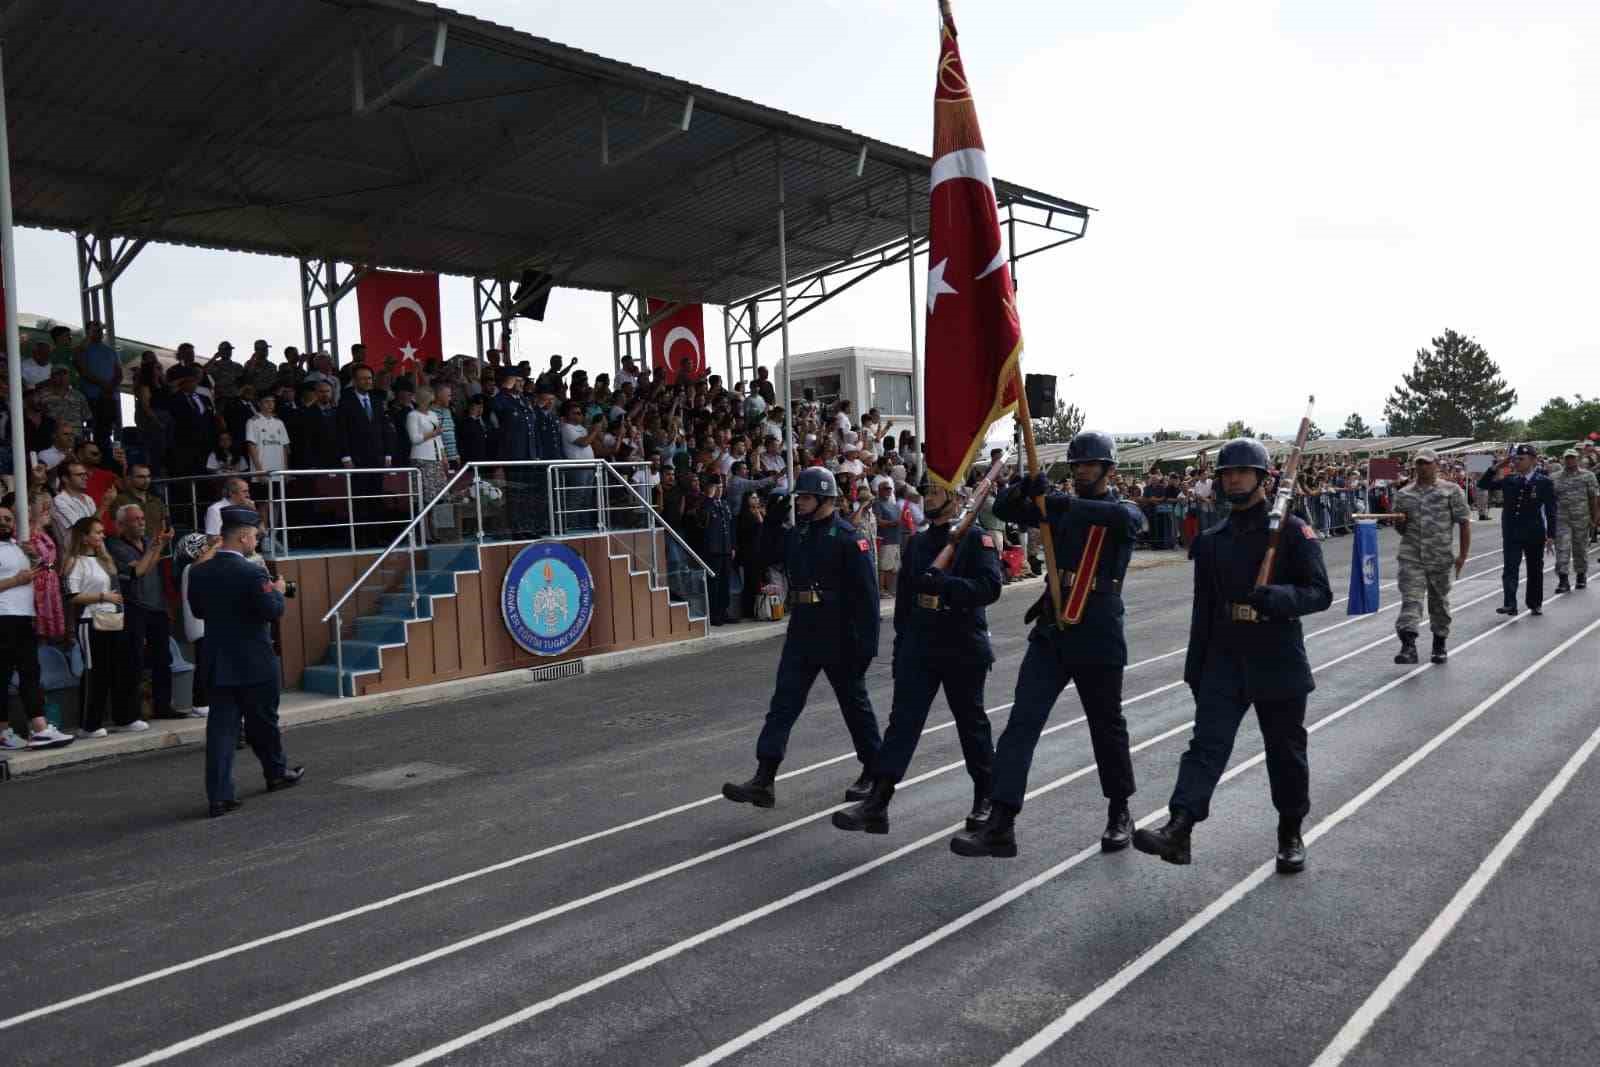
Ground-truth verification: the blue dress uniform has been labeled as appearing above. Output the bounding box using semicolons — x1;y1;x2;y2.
491;381;541;537
723;483;883;808
1167;500;1332;830
877;524;1003;783
1477;456;1558;613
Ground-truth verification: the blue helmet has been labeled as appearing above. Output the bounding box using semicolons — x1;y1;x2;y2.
793;466;840;498
1067;430;1117;465
1216;437;1270;473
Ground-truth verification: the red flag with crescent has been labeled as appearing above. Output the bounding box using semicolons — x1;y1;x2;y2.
922;1;1022;491
356;270;442;373
647;299;708;384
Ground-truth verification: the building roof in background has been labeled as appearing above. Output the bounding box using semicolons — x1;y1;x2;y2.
4;0;1088;307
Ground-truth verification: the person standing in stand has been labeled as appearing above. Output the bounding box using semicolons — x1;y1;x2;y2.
0;506;75;750
1134;438;1332;872
699;474;737;626
721;467;882;808
952;432;1145;859
1477;443;1558;616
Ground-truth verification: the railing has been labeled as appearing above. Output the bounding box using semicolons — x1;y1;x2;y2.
318;459;711;696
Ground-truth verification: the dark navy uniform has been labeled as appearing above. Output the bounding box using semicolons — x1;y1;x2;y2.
987;480;1145;813
491;387;542;537
1477;463;1557;611
872;522;1004;787
754;510;883;768
1170;501;1333;823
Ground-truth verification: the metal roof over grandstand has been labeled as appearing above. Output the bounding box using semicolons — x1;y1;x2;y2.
1;0;1090;307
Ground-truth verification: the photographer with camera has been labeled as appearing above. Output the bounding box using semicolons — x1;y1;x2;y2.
107;503;179;721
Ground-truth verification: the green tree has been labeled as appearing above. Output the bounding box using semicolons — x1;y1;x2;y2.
1222;419;1255;439
1382;329;1515;436
1339;412;1375;439
1306;420;1324;441
1031;399;1086;445
1527;394;1600;442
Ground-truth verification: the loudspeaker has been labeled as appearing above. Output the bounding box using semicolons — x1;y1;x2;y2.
1024;373;1056;415
510;270;553;321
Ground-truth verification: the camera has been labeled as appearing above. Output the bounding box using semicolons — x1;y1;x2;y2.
283;580;298;599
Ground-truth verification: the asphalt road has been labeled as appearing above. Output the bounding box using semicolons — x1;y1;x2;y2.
4;519;1598;1067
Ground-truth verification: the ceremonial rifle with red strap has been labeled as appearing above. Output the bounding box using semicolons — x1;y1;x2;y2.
1256;395;1316;588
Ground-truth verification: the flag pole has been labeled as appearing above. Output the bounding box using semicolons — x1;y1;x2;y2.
0;42;30;538
1013;370;1063;621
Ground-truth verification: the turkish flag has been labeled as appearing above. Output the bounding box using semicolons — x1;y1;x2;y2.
356;270;443;374
922;1;1022;490
647;299;707;384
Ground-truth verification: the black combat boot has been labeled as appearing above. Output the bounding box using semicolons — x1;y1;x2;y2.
1393;632;1419;664
843;766;874;803
1555;575;1571;594
832;779;895;834
1133;808;1194;865
1430;635;1448;664
966;777;993;832
1276;817;1307;874
1101;798;1133;852
1495;604;1518;616
1578;573;1589;590
722;759;780;808
949;804;1018;858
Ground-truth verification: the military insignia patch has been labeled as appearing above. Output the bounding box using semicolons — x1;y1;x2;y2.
1302;525;1317;540
857;539;871;552
980;534;996;549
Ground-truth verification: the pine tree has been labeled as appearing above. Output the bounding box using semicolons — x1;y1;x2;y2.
1382;330;1516;436
1222;419;1255;439
1339;412;1375;439
1031;399;1086;445
1306;421;1324;441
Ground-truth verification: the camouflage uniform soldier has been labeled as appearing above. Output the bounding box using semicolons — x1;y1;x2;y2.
1391;448;1470;665
1551;450;1599;593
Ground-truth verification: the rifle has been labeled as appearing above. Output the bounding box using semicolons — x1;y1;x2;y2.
930;455;1011;571
1256;395;1316;587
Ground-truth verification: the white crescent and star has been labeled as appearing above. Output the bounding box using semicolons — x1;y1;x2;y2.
382;296;428;362
661;325;703;368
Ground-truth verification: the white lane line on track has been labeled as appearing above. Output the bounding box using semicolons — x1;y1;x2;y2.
367;582;1542;1066
674;576;1565;1066
990;605;1600;1067
1309;718;1600;1067
8;529;1488;1034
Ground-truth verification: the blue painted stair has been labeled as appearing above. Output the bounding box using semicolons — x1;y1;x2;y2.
301;544;479;697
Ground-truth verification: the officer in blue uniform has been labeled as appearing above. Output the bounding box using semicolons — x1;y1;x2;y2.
189;506;304;818
1477;443;1558;615
722;467;883;808
832;478;1004;835
951;431;1145;859
490;367;541;538
1134;438;1332;872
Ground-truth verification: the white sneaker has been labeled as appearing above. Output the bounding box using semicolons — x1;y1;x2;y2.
186;706;210;718
109;720;151;733
77;727;108;739
28;725;75;749
0;727;25;750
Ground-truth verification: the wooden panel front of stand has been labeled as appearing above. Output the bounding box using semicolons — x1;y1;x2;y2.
269;535;698;697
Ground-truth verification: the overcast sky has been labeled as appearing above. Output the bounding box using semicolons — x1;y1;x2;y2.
13;0;1597;436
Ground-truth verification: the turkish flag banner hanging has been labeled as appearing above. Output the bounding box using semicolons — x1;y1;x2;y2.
647;299;708;384
356;270;443;374
922;1;1022;490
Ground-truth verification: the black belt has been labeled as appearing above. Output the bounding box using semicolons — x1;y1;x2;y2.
1221;601;1288;624
1057;570;1122;594
790;590;835;605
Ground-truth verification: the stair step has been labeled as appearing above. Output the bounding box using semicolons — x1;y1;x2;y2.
402;570;458;595
378;593;433;620
353;615;410;644
426;544;479;572
321;639;385;671
301;664;359;697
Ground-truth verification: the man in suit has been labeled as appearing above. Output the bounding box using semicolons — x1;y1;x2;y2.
189;506;303;818
337;364;395;547
165;368;217;476
1477;443;1559;616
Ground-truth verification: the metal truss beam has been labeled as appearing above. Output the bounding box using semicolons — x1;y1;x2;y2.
610;292;648;380
76;230;145;350
300;257;368;362
747;235;926;340
722;300;759;387
473;276;512;363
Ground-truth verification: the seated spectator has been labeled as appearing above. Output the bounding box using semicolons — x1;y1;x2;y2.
204;477;252;540
20;342;54;390
0;503;74;750
206;431;247;475
63;516;140;738
37;423;76;471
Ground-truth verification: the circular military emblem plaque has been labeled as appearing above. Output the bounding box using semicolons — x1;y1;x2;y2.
502;542;594;656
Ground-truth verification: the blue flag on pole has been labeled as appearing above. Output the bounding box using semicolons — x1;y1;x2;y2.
1348;518;1381;614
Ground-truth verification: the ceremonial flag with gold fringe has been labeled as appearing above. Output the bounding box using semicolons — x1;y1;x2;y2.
922;0;1022;490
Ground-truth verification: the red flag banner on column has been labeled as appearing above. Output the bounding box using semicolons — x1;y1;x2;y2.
356;270;443;374
922;0;1022;490
646;299;708;384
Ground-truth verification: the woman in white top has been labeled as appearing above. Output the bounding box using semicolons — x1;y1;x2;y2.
62;516;140;737
406;386;454;535
205;431;247;475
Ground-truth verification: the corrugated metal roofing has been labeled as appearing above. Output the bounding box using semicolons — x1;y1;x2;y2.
3;0;1089;306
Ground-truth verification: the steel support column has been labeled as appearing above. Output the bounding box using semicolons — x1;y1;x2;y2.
722;299;758;388
473;276;512;363
75;230;144;348
775;147;795;491
610;292;647;382
1;43;29;536
299;256;366;364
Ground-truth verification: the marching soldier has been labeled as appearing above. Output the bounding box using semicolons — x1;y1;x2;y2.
832;479;1003;835
1390;448;1470;665
950;431;1145;859
722;467;883;808
1551;449;1598;592
1133;438;1332;873
1477;444;1558;615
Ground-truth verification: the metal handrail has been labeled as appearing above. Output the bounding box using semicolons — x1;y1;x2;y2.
597;461;714;575
321;462;474;623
